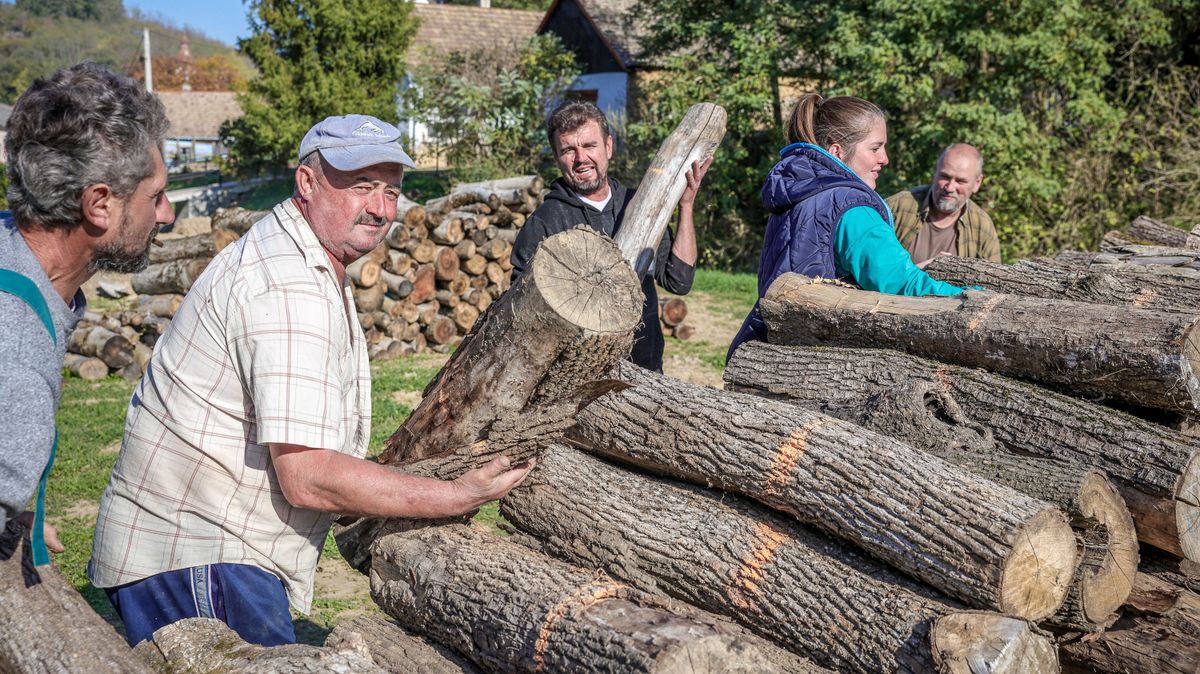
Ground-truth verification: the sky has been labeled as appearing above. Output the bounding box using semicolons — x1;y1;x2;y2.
124;0;251;47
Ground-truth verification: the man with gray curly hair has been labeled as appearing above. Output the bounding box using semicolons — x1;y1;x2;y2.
0;62;174;563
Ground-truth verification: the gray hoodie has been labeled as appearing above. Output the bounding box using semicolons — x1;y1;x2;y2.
0;215;86;523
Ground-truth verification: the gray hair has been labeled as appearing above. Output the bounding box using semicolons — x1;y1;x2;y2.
5;62;169;230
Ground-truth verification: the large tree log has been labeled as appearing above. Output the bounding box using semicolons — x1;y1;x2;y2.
63;352;109;380
503;445;1059;674
725;351;1138;630
1126;215;1190;247
379;226;642;464
211;207;267;236
450;175;544;208
131;258;211;296
761;273;1200;414
369;522;827;674
148;229;239;265
324;614;481;673
132;618;384;673
569;364;1078;620
724;342;1200;561
0;521;155;673
924;255;1200;314
613;103;725;276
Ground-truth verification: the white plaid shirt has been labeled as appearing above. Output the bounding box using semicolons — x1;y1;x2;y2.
90;199;371;612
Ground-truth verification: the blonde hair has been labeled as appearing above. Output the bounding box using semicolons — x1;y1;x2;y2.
785;94;884;161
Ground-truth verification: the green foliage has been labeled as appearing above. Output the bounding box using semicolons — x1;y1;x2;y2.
221;0;418;175
441;0;551;8
14;0;123;23
631;0;1200;265
403;34;580;182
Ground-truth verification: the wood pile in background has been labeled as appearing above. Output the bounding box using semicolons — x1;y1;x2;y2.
62;175;546;380
658;297;694;340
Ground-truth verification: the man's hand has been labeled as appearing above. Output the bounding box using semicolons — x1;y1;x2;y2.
915;251;953;269
452;455;537;509
678;157;714;209
15;511;64;554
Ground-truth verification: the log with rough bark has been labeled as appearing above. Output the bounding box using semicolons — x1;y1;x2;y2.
613;103;726;276
1189;222;1200;250
211;206;267;235
379;226;642;464
724;342;1200;561
347;256;382;288
63;352;109;380
369;522;826;674
324;615;481;673
1126;215;1190;247
353;283;385;314
761;273;1200;414
0;521;155;673
1096;242;1200;267
503;445;1059;674
450;175;544;207
148;229;238;264
570;363;1078;620
132;618;384;673
68;325;134;368
924;255;1200;314
131;257;211;295
137;293;183;318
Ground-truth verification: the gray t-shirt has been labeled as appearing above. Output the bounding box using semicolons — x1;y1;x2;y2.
0;215;86;523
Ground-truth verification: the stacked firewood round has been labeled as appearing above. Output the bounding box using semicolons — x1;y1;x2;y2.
62;175;547;380
658;297;693;340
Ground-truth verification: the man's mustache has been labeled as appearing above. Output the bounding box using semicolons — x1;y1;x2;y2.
356;214;387;227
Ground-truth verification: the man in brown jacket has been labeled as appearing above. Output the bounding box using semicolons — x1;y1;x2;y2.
887;144;1001;266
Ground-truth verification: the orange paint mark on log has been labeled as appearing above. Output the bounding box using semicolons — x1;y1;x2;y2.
730;521;788;610
766;418;827;492
533;577;626;672
933;365;953;391
966;294;1005;332
1133;288;1157;307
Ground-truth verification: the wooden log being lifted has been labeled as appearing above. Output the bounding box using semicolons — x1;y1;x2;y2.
725;344;1138;630
0;521;156;673
724;342;1200;561
761;273;1200;414
131;257;211;296
503;445;1060;674
379;227;642;464
570;364;1078;620
924;255;1200;314
369;522;827;674
614;103;726;276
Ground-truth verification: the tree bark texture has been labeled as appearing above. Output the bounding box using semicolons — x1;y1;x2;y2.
923;255;1200;314
1096;242;1200;268
1126;215;1190;247
131;258;212;296
760;273;1200;414
131;618;384;673
211;207;267;236
324;614;481;673
148;230;238;265
569;364;1078;620
613;103;725;277
368;522;825;674
505;445;1055;674
379;226;642;464
724;342;1200;561
0;521;155;674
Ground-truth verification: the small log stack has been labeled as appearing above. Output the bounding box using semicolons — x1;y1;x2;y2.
658;296;694;340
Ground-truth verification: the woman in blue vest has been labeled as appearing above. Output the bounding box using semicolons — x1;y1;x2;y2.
728;94;969;357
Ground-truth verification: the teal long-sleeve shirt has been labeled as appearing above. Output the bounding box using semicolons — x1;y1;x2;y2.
834;206;966;296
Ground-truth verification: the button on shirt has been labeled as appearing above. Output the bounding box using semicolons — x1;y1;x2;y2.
90;199;371;612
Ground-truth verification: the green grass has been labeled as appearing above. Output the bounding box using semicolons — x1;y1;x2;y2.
691;268;758;316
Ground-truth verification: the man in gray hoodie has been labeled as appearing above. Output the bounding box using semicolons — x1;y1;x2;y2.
0;62;173;560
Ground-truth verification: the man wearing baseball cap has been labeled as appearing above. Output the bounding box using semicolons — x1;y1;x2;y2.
90;115;534;646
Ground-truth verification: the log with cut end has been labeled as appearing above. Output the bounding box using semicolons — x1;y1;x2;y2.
385;221;410;249
450;175;544;207
211;206;267;235
352;283;385;313
346;256;381;288
409;238;437;263
148;229;238;264
68;325;134;368
324;615;481;673
659;297;688;326
63;352;108;380
761;273;1200;414
434;245;460;281
369;522;825;674
133;618;384;673
397;194;426;229
668;323;695;340
503;445;1059;674
725;342;1200;561
379;226;642;464
0;521;157;673
925;255;1200;314
614;103;725;276
409;264;437;304
431;215;465;245
452;303;479;333
131;257;211;295
930;613;1060;673
137;293;183;318
569;364;1078;620
425;315;457;345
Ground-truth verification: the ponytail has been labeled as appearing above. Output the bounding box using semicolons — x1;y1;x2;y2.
784;94;885;161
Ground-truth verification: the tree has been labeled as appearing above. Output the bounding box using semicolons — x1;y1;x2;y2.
14;0;124;23
221;0;417;175
403;34;579;181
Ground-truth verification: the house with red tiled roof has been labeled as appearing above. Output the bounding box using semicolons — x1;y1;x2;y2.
156;91;242;169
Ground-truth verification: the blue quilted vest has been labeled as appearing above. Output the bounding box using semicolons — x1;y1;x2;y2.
728;143;892;358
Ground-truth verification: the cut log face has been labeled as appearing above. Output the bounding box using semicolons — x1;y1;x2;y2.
63;352;109;380
505;444;1029;674
725;341;1200;562
0;522;157;673
930;613;1060;674
68;325;134;368
368;522;822;674
760;273;1200;414
324;615;481;673
614;103;726;276
570;364;1078;620
379;226;642;464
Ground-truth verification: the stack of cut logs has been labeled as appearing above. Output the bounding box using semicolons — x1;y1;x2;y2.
63;175;549;379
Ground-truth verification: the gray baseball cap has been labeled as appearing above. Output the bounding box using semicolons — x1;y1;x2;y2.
298;114;416;171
